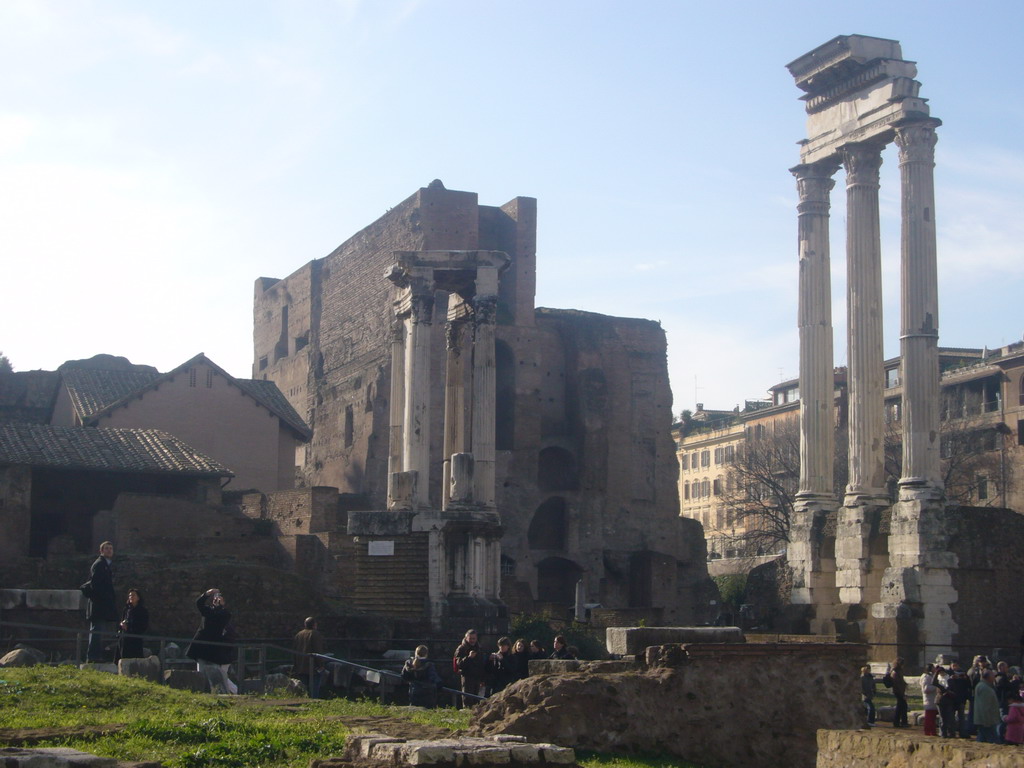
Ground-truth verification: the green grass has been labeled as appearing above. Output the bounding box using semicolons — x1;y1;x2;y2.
0;667;704;768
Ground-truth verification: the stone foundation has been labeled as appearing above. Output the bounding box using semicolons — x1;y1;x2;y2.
816;729;1023;768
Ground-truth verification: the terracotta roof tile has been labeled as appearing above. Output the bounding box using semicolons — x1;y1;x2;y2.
0;423;233;477
60;367;161;421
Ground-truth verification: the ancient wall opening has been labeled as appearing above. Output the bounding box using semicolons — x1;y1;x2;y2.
535;555;582;604
528;496;568;550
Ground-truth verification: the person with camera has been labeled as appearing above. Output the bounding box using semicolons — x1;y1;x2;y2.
81;541;117;662
186;588;237;694
453;629;487;707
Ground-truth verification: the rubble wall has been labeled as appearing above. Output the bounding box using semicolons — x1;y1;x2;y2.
816;729;1023;767
471;642;866;768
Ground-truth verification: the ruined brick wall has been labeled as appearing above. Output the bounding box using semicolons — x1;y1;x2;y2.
253;183;713;623
0;465;31;559
947;505;1024;658
113;493;282;565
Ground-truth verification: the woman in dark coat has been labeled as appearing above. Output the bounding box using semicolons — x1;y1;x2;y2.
186;588;237;693
116;588;149;661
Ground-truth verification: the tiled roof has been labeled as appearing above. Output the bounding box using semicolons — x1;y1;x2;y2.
235;379;312;439
0;371;62;424
0;423;233;477
61;367;161;421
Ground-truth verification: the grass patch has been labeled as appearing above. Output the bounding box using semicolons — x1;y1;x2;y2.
0;667;707;768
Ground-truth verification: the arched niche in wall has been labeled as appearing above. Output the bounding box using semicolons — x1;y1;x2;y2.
538;446;578;492
527;496;567;550
536;556;583;605
496;340;515;450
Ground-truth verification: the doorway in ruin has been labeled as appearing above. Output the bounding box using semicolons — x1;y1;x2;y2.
536;556;583;605
528;496;568;550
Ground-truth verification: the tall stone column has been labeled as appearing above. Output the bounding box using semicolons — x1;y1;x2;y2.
386;318;406;506
843;144;889;507
789;160;839;607
895;120;943;501
792;161;839;508
442;311;469;510
403;287;434;508
471;268;499;509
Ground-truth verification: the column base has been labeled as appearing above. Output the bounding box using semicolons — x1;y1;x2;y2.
842;491;891;509
897;478;944;503
794;493;838;515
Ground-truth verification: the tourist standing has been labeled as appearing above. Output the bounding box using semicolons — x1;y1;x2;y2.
946;662;971;737
550;635;573;660
186;589;237;694
919;663;939;736
116;588;149;661
973;670;1001;743
402;645;441;708
1003;692;1024;745
292;617;326;698
487;637;516;695
860;666;876;726
82;541;118;662
510;638;530;682
889;659;909;728
453;629;487;706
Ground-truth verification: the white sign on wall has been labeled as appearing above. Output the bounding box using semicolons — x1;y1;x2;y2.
368;540;395;556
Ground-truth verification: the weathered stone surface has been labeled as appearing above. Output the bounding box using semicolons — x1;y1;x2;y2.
343;733;574;767
1;645;46;667
0;589;26;610
0;747;117;768
264;673;305;696
816;728;1023;767
24;590;82;611
118;655;160;683
163;669;208;692
604;626;743;656
78;663;117;674
471;642;865;768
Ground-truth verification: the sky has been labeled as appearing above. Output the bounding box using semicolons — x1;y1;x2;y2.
2;0;1022;413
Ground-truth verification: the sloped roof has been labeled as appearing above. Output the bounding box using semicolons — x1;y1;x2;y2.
235;378;312;439
0;370;62;424
0;423;233;477
60;367;161;421
63;353;311;440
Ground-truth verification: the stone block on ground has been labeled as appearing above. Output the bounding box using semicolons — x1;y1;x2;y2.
0;747;118;768
163;669;209;692
119;655;161;683
876;705;896;722
605;626;744;656
342;732;574;767
1;648;41;667
24;590;83;611
264;673;306;696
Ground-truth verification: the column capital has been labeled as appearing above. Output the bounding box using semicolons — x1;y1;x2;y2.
842;143;884;188
894;120;939;166
473;295;498;327
791;160;840;216
409;289;434;325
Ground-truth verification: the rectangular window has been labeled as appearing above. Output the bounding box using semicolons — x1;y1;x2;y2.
189;368;197;388
681;454;689;471
344;405;354;448
714;447;723;464
205;368;214;388
713;478;722;496
886;367;901;388
724;445;734;463
684;482;690;500
701;450;710;467
977;476;989;501
258;356;268;371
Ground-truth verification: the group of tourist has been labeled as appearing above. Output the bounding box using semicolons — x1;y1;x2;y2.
81;542;242;694
449;629;578;706
863;654;1024;744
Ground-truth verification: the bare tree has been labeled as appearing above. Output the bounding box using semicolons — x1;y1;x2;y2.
716;410;1007;556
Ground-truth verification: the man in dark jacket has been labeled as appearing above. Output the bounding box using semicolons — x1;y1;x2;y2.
84;541;117;662
293;617;326;698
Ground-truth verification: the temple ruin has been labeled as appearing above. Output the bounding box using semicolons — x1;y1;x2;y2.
785;36;1024;663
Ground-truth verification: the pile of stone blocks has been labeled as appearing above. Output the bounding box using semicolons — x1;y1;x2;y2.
341;733;575;767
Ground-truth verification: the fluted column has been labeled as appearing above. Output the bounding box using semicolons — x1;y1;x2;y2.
792;161;840;508
843;144;889;507
386;318;406;506
895;120;943;501
442;309;469;510
471;268;499;509
403;287;434;508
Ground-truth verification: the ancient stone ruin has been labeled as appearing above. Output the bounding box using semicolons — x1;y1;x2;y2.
252;181;715;632
785;35;1024;663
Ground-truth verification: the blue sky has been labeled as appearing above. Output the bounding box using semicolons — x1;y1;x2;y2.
2;1;1022;412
